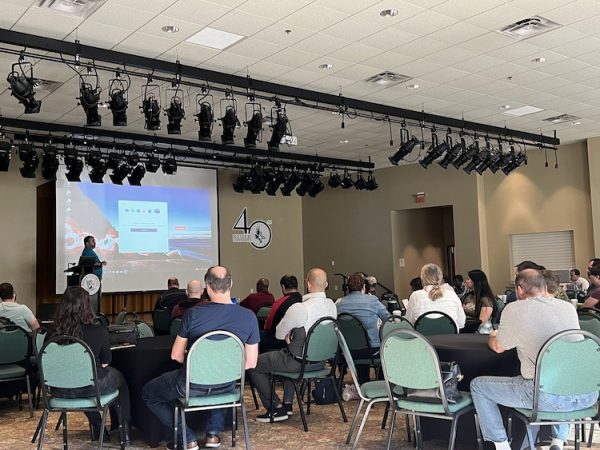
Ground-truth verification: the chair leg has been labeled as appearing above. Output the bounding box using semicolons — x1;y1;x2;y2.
351;399;377;450
232;406;237;447
582;423;586;443
587;423;594;448
293;382;309;432
405;414;412;443
114;402;124;450
269;375;276;424
575;424;581;450
385;409;397;450
99;409;108;449
173;405;179;450
32;414;43;443
346;398;364;444
448;416;458;450
26;374;34;418
62;411;68;450
507;414;513;443
37;409;49;450
524;424;536;450
241;401;251;450
415;415;424;450
247;377;259;410
473;412;484;450
55;412;64;431
306;380;312;416
181;407;189;450
381;402;390;429
330;376;347;422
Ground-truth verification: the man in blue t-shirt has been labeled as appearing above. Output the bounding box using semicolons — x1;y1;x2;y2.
82;235;106;280
142;266;259;450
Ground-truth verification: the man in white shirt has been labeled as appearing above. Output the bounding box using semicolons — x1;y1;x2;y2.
0;282;40;332
249;268;336;423
569;268;590;292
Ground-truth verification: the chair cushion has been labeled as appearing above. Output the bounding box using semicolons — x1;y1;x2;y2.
179;388;241;407
0;364;26;379
396;391;473;414
49;390;119;409
273;368;331;379
360;380;388;399
514;406;598;421
354;358;381;367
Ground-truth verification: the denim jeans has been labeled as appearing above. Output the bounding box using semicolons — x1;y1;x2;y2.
471;375;599;443
141;369;235;445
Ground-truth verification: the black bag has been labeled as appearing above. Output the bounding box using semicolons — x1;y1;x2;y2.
107;324;139;346
405;361;463;404
311;379;337;405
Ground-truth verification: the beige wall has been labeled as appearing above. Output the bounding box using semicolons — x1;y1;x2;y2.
587;137;600;256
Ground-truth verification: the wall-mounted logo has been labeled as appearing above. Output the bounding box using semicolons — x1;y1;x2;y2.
232;208;272;250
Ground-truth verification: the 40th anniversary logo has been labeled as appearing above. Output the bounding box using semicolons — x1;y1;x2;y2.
232;208;272;250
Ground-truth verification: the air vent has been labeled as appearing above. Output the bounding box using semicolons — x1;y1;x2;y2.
32;78;63;93
543;114;581;124
497;16;561;40
365;71;412;86
37;0;107;18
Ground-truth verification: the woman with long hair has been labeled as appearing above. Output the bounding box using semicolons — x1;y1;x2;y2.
462;269;496;333
405;263;466;329
49;286;131;445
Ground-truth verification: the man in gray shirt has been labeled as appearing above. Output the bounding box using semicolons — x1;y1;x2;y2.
0;282;39;332
471;269;598;450
249;268;336;423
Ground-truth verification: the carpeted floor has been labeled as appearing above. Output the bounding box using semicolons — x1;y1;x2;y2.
1;387;598;450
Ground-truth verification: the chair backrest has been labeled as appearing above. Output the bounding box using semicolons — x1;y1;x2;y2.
337;312;372;351
531;329;600;420
184;330;245;404
380;316;414;341
256;306;271;320
381;328;452;413
0;323;31;365
135;320;155;338
413;311;458;336
153;307;172;333
492;297;505;327
169;316;183;336
32;326;48;356
115;309;128;325
303;316;339;364
578;312;600;338
504;289;514;296
334;325;363;397
94;313;109;328
0;316;15;326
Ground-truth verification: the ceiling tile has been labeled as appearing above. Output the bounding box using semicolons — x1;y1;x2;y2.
235;0;312;21
420;67;473;84
243;60;294;80
456;32;512;53
252;22;315;47
87;3;157;31
109;0;177;13
0;1;28;28
293;33;350;55
541;0;600;25
270;69;324;86
162;0;231;25
64;22;134;49
422;46;478;66
360;51;414;71
394;59;445;77
13;7;83;39
551;35;600;57
321;16;383;42
392;37;451;58
202;52;259;73
113;33;178;58
264;48;320;67
432;0;505;21
333;43;387;64
425;21;487;45
208;9;274;37
359;28;421;52
228;38;284;59
279;5;348;32
312;0;371;15
464;3;531;30
159;42;221;67
391;10;459;36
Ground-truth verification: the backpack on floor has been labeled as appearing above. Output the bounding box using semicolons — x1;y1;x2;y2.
311;379;337;405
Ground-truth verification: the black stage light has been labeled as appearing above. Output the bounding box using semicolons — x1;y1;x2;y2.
233;172;248;193
308;175;324;197
490;152;512;174
109;159;131;185
246;166;268;194
269;109;288;151
7;61;41;114
109;89;128;126
41;145;59;180
18;143;38;178
86;150;107;183
197;102;213;142
502;151;527;175
328;171;342;188
341;170;354;189
280;172;301;196
142;94;161;131
128;164;146;186
420;141;449;168
64;147;84;182
295;173;313;197
162;155;177;175
438;141;465;169
452;143;478;169
365;172;378;191
389;136;419;165
464;148;488;175
79;82;101;126
244;111;263;149
145;155;161;173
0;141;11;172
221;107;239;145
354;172;367;190
265;171;286;196
477;149;503;175
166;96;185;135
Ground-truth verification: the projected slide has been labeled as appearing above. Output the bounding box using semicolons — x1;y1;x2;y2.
56;167;219;293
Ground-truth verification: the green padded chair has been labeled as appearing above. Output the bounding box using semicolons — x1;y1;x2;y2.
94;313;110;328
381;328;483;450
35;335;124;450
380;316;414;341
337;312;380;385
169;316;183;336
0;323;33;417
335;324;395;450
135;320;155;339
507;329;600;450
174;330;250;449
270;316;347;432
413;311;458;336
579;312;600;338
153;307;172;335
256;306;271;330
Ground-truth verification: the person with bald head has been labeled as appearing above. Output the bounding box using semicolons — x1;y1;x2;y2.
249;267;336;423
171;279;208;318
240;277;275;314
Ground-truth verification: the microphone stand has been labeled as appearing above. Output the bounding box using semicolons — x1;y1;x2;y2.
333;273;348;296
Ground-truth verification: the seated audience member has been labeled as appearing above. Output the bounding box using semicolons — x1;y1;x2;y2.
240;278;275;314
471;269;598;450
261;275;302;352
364;275;378;298
452;274;467;298
505;261;545;304
0;282;40;332
543;270;569;302
409;277;423;292
583;263;600;309
569;268;590;292
336;273;390;383
585;258;600;297
50;286;131;445
171;279;209;318
143;266;259;449
462;270;496;333
249;268;336;422
155;277;188;312
405;264;466;329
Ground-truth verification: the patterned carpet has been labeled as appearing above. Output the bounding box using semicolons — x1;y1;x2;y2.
1;388;598;450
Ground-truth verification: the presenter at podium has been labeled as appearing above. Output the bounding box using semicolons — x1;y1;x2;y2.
82;235;107;280
82;235;106;313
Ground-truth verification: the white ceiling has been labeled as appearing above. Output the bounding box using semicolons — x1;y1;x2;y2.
0;0;599;168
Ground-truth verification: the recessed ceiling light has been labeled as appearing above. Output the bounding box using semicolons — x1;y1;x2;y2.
531;57;546;63
499;105;511;109
571;121;581;125
339;139;349;144
503;105;544;117
161;25;179;33
319;63;333;70
406;84;419;90
186;27;245;50
380;9;399;17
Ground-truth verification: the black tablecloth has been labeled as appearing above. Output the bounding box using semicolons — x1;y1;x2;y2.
111;335;180;447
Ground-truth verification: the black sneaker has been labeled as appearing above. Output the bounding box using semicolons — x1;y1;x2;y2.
255;406;289;423
283;403;293;416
